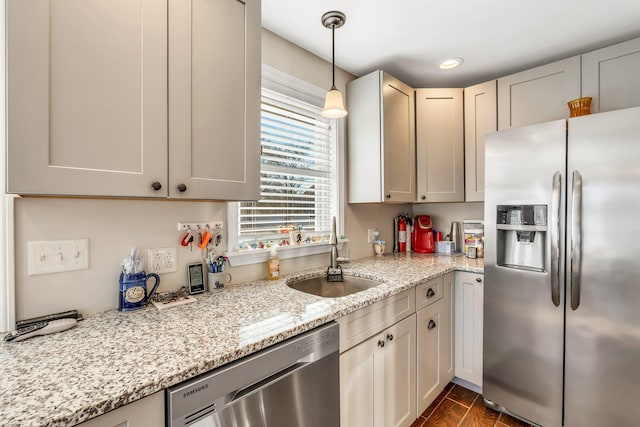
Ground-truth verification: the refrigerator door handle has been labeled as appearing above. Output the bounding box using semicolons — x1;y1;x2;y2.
550;171;562;307
570;170;583;310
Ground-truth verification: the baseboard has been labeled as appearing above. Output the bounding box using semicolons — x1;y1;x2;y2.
452;376;482;394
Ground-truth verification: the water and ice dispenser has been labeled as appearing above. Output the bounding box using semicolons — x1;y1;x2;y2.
496;205;547;272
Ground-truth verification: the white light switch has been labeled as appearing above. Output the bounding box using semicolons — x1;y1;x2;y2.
27;239;90;275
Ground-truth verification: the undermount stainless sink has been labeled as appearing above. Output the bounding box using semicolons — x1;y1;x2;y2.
287;275;384;298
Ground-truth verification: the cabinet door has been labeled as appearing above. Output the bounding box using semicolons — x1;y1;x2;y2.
340;331;383;427
454;272;484;387
498;57;581;130
415;88;464;202
7;0;168;197
382;72;416;203
464;81;497;202
75;392;164;426
383;314;416;427
440;272;455;384
168;0;260;200
416;300;442;416
582;37;640;113
340;314;416;427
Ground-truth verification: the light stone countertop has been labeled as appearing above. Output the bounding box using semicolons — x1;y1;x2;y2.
0;253;483;427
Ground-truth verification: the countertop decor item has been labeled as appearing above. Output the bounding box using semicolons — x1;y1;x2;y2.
567;97;592;117
373;239;386;255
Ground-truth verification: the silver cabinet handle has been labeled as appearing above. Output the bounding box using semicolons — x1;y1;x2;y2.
550;171;562;307
570;170;583;310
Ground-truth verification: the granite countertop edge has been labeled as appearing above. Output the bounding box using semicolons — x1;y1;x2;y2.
0;253;483;427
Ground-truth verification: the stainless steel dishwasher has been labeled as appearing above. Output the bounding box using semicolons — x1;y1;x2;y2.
166;322;339;427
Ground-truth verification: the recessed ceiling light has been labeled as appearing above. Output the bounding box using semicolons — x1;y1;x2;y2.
439;57;464;70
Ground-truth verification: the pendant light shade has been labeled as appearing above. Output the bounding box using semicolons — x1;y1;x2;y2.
322;86;347;118
320;11;347;118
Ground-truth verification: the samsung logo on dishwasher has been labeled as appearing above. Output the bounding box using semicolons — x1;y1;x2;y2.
183;383;209;399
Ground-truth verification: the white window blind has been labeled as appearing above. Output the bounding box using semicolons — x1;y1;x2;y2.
238;88;337;241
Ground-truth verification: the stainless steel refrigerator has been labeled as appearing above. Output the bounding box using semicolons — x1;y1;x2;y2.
483;106;640;427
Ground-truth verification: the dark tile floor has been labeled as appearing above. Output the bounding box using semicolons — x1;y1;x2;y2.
411;383;535;427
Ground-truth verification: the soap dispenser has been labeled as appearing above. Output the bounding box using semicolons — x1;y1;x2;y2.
267;249;280;280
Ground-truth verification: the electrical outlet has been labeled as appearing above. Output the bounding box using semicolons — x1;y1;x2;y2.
148;247;178;274
367;229;379;243
27;239;90;275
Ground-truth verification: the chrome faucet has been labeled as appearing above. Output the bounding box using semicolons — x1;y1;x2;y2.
327;216;349;282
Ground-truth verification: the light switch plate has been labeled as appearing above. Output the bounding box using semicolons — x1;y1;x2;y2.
27;239;90;275
148;247;178;274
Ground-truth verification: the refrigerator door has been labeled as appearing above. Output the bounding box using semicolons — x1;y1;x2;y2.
564;106;640;427
484;119;566;427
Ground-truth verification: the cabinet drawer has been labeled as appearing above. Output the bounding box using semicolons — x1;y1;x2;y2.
415;276;443;311
75;392;164;426
337;289;415;352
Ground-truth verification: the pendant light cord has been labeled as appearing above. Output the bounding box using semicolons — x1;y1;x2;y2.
331;25;336;90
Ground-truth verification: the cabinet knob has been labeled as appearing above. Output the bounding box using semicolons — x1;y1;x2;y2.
151;181;162;191
426;288;435;298
387;333;394;341
428;319;437;330
377;339;385;348
421;195;426;200
177;183;187;193
476;277;482;283
385;194;391;199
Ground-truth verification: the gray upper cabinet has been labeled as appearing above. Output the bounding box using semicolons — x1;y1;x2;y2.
347;70;415;203
7;0;260;200
415;88;464;203
7;0;168;197
498;56;581;130
582;37;640;114
464;80;497;202
168;0;260;200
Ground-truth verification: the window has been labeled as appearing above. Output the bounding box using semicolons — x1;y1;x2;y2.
226;67;344;265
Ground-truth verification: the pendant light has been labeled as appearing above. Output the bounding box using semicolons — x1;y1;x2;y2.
321;11;347;118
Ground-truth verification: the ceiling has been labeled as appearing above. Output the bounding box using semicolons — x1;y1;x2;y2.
262;0;640;88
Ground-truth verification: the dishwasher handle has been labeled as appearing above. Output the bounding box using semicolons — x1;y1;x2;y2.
230;362;308;403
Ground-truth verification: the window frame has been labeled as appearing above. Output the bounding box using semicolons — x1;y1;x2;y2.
225;65;346;266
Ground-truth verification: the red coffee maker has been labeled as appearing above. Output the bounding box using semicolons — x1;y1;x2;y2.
413;215;435;253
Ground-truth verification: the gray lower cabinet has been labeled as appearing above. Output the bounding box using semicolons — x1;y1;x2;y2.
416;272;454;416
347;70;416;203
74;392;163;427
338;289;417;427
6;0;260;200
454;272;484;388
415;89;464;203
582;36;640;113
498;56;581;130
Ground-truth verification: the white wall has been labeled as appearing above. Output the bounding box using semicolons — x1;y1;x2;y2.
10;29;413;321
412;202;484;236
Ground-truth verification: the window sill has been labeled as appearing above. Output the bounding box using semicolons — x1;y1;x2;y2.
224;239;348;267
